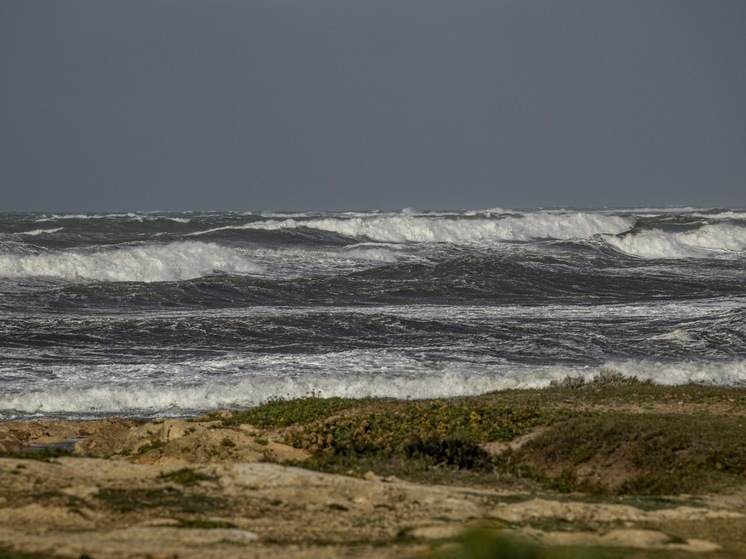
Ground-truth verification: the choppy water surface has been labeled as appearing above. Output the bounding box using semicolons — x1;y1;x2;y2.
1;208;744;420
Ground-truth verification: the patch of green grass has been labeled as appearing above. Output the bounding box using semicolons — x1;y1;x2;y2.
136;439;167;455
286;400;548;456
0;547;62;559
220;437;236;448
158;467;216;486
221;396;379;428
196;388;746;497
30;490;86;510
271;399;553;487
549;368;653;390
480;382;746;411
289;451;506;488
95;486;225;514
511;412;746;495
177;518;236;529
0;448;72;462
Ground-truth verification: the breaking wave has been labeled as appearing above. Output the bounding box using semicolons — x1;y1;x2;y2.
607;223;746;258
2;359;744;420
242;212;634;243
36;213;192;223
20;227;64;236
0;241;262;282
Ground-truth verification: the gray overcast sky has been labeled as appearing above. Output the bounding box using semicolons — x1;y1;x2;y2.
2;1;745;212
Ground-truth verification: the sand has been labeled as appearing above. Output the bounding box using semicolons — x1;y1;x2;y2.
1;398;746;559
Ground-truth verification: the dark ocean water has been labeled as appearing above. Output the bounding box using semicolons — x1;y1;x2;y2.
1;208;744;420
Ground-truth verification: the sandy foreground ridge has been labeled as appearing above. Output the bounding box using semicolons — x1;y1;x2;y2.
2;384;746;558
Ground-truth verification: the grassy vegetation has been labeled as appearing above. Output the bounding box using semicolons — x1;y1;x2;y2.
0;547;61;559
0;448;72;462
480;381;746;410
548;368;653;389
95;487;225;514
158;467;216;486
176;518;237;529
221;397;553;478
513;412;746;495
284;400;549;454
220;396;379;428
135;439;167;455
215;385;746;496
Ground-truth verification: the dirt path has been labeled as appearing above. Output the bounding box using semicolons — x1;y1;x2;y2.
1;455;744;559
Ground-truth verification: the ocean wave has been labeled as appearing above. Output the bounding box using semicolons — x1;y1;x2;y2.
0;241;263;282
35;213;192;223
606;223;746;258
342;247;401;262
19;227;64;236
0;370;507;418
690;210;746;220
2;359;744;420
242;212;634;243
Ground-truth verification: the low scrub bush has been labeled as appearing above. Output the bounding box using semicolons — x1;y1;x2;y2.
549;368;652;389
515;413;746;495
278;400;549;482
95;487;224;513
158;468;215;486
222;396;376;428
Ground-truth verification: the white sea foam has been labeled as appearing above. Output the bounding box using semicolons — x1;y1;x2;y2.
342;247;400;262
36;212;142;221
35;213;191;223
239;245;409;279
19;227;64;236
464;207;509;216
690;210;746;220
0;372;503;417
244;212;634;243
648;329;697;344
606;223;746;258
615;206;705;215
2;358;744;419
0;241;263;282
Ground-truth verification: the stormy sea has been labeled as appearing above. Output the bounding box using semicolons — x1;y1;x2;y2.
1;207;744;421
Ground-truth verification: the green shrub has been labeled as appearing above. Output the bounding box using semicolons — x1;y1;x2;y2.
136;440;166;455
95;487;224;513
515;413;746;495
222;396;376;428
286;400;546;457
177;518;236;529
405;437;493;470
159;468;215;486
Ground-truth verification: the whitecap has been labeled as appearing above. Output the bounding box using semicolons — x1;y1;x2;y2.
19;227;64;236
0;241;263;282
242;212;634;244
606;223;746;258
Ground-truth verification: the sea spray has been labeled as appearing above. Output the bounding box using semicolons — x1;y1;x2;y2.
1;208;744;420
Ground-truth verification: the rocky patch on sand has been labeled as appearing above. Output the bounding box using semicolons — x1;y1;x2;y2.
1;410;746;558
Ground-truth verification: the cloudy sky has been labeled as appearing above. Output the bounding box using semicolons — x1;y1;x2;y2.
2;1;745;212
